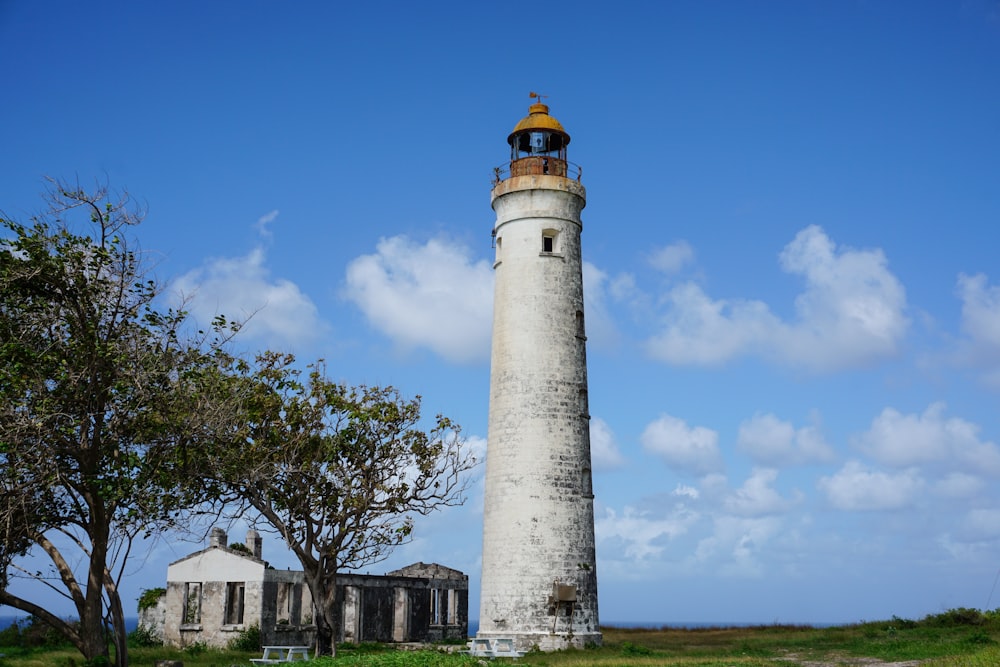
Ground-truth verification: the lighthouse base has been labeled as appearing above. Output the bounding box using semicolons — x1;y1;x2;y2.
475;629;603;653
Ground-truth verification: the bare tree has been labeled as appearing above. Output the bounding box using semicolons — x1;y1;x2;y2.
0;181;228;667
208;351;477;657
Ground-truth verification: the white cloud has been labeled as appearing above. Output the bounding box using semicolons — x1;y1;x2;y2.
589;417;626;470
933;472;985;499
171;215;328;349
737;413;835;466
958;273;1000;348
582;261;621;348
596;504;700;560
698;473;730;501
645;226;909;372
673;484;699;500
956;273;1000;386
855;403;1000;476
343;236;494;364
695;515;783;578
957;508;1000;543
645;283;775;365
722;468;798;517
254;209;279;240
462;435;488;514
818;460;924;511
649;241;694;274
775;225;909;368
640;414;724;475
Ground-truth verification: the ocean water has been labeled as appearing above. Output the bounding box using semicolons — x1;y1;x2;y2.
464;620;833;635
0;615;829;637
0;615;31;631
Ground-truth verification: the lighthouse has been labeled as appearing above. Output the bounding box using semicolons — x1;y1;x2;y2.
478;98;601;651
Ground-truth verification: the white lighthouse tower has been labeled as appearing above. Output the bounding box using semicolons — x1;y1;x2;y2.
478;97;601;651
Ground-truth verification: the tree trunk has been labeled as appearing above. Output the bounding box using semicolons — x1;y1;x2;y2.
307;563;339;657
315;613;335;657
78;603;109;666
326;573;342;658
79;504;113;666
106;579;128;667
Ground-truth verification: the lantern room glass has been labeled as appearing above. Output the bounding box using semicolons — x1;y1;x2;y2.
510;130;568;162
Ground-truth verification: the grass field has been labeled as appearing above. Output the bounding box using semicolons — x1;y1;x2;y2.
2;609;1000;666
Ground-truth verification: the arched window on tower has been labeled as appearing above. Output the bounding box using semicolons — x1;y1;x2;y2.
541;228;559;254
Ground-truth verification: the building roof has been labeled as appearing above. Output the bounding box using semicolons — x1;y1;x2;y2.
387;562;467;580
166;542;264;569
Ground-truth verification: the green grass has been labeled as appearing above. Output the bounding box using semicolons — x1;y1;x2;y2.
3;609;1000;666
923;645;1000;665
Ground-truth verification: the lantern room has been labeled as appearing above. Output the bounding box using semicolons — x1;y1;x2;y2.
505;98;575;179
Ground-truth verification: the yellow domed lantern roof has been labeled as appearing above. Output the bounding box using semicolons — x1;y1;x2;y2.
501;93;576;181
507;102;570;148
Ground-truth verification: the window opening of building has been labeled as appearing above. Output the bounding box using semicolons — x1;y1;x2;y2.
430;588;441;625
447;590;458;624
277;582;303;625
224;582;245;625
182;582;202;625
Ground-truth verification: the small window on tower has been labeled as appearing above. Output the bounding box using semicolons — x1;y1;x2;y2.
541;229;559;254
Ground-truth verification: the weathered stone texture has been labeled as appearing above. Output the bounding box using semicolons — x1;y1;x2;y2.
138;593;167;643
479;174;601;651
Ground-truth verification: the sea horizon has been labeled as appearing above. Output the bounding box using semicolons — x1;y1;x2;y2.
1;615;839;636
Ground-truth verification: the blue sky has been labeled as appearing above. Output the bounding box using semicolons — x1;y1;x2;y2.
3;0;1000;626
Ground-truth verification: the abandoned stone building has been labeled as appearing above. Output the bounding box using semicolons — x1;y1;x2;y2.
139;527;468;648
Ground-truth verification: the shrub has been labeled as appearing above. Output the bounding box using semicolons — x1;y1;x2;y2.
965;630;995;645
137;587;166;612
229;542;252;555
184;640;208;656
228;623;262;651
9;615;75;648
127;623;162;647
0;618;24;647
621;640;653;656
925;608;985;627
